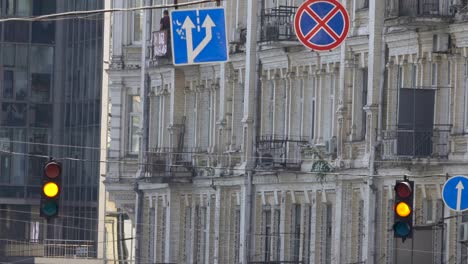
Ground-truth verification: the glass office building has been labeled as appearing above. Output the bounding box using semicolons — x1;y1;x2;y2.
0;0;103;257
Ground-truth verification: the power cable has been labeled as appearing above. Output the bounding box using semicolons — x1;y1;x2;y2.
0;0;215;22
0;148;457;179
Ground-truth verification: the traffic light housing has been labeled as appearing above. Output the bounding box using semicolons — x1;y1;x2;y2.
393;179;414;240
40;160;61;218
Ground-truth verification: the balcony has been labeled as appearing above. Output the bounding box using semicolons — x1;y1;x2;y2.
381;125;451;160
146;147;202;181
385;0;454;26
256;135;309;170
260;6;298;45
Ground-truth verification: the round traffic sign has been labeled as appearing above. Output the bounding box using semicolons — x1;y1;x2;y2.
294;0;350;51
442;175;468;212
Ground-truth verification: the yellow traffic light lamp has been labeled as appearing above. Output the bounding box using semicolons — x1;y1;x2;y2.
395;202;411;217
393;178;414;240
43;182;60;198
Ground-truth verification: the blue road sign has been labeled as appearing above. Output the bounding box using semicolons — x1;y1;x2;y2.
294;0;350;51
170;7;228;65
442;175;468;212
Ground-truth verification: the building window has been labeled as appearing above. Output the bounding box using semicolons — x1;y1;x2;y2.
0;154;11;184
233;206;241;263
447;62;451;85
323;75;335;140
1;103;27;126
431;63;438;86
310;77;316;141
460;211;468;260
3;70;14;99
291;204;301;262
269;81;274;135
128;95;141;155
262;207;272;261
321;203;332;264
358;0;369;9
357;200;364;262
194;205;207;263
361;68;368;140
1;0;32;16
183;206;192;263
133;0;143;43
299;79;304;136
423;199;434;224
148;207;156;261
410;64;416;88
397;65;403;89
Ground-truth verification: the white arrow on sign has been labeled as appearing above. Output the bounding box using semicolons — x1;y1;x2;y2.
181;15;216;64
456;180;464;211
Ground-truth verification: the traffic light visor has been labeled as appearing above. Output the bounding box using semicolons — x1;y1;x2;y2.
44;162;61;179
395;201;411;217
43;182;59;198
395;181;412;198
41;200;58;217
393;221;411;237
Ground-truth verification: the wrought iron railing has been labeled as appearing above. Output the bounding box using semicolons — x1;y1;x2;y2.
260;6;297;42
381;125;451;159
386;0;453;17
147;147;210;178
256;135;309;170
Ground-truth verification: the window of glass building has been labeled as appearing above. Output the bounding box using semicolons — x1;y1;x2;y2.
1;103;27;126
1;0;32;16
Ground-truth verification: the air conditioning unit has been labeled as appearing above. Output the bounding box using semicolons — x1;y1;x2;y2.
229;27;247;53
460;223;468;242
432;33;450;53
258;153;274;168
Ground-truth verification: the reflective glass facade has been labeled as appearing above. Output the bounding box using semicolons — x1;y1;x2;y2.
0;0;103;256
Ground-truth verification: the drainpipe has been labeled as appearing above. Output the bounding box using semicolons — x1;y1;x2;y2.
134;0;152;263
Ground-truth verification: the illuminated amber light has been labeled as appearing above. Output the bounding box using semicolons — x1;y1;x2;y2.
43;182;59;198
395;202;411;217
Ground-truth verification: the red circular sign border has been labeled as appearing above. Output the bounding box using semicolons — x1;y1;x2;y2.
294;0;350;51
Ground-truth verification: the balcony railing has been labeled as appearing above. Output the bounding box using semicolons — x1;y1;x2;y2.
147;147;211;178
386;0;453;17
260;6;297;43
256;135;309;170
381;125;451;159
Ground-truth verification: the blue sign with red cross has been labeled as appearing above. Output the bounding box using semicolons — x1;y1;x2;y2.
294;0;350;51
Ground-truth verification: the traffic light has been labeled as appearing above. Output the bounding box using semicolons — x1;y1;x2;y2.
393;179;414;240
40;160;61;218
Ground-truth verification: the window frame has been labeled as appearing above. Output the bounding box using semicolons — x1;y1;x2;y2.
131;0;144;44
127;95;141;155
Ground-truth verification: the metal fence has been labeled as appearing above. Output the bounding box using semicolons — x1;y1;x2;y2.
381;125;451;159
0;239;94;258
260;6;297;42
256;135;309;170
397;0;452;16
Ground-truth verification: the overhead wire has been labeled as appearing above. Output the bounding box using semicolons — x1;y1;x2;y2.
0;0;215;22
0;147;457;179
